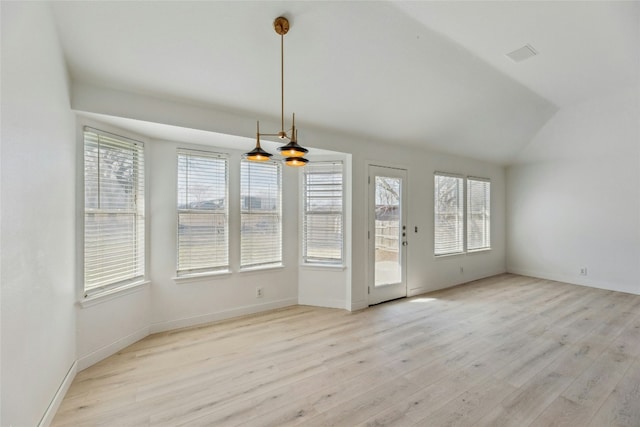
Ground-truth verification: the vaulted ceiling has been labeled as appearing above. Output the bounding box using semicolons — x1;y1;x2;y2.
51;1;639;165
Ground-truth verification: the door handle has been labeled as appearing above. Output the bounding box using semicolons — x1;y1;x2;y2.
402;241;408;246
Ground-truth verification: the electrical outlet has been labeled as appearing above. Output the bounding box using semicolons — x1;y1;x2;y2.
256;287;264;298
580;268;587;276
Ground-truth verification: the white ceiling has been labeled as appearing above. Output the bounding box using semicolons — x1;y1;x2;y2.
50;1;639;165
394;1;640;108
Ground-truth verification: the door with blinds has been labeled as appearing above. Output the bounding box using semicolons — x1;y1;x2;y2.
368;165;408;305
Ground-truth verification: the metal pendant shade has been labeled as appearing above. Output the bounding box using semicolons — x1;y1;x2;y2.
284;157;309;167
244;123;273;162
277;129;308;157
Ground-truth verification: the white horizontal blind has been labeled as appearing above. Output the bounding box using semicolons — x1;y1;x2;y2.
434;174;464;255
467;178;491;250
240;160;282;268
177;149;228;275
84;127;145;294
303;161;344;264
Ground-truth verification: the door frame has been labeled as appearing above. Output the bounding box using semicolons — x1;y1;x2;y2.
366;162;409;306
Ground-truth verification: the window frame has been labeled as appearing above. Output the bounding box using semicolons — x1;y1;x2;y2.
81;125;148;300
301;160;345;267
239;159;283;271
466;176;491;252
434;172;465;256
433;172;491;257
176;148;229;277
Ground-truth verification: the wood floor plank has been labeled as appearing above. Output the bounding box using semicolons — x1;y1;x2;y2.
473;371;574;427
303;377;420;426
51;274;640;427
561;349;634;409
588;357;640;427
610;316;640;358
529;395;591;427
493;334;571;388
355;406;418;427
413;378;516;427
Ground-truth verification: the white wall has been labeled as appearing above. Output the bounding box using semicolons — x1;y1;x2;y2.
348;140;507;310
76;286;151;370
147;139;298;332
1;2;77;426
507;85;640;295
0;41;505;423
298;153;353;310
75;120;154;371
4;4;634;423
71;82;507;314
74;124;303;365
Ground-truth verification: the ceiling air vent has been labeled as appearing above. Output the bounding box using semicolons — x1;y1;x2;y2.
506;44;538;62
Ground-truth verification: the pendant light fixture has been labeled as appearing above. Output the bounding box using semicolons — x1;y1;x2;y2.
244;16;309;167
244;122;272;162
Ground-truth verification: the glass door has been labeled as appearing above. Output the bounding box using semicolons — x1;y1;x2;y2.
368;165;408;305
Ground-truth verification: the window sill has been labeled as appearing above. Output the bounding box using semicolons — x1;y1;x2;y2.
173;270;231;284
434;248;492;259
239;264;284;274
300;264;347;271
434;252;465;259
467;248;492;255
79;280;150;308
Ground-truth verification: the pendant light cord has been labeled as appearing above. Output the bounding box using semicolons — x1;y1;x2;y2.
281;33;285;135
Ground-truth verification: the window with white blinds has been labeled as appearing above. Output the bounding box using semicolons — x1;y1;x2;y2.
467;178;491;251
434;174;464;256
302;161;344;265
240;160;282;269
84;127;145;294
177;149;228;275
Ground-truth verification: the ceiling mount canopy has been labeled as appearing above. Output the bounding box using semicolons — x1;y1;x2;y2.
244;16;309;167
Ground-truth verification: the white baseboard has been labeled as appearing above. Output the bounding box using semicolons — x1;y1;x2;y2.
350;300;368;311
507;267;640;296
407;271;508;298
298;296;346;310
38;361;77;427
77;326;150;371
408;287;433;297
149;298;298;334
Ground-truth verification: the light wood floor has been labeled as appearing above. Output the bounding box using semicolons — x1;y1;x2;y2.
53;274;640;426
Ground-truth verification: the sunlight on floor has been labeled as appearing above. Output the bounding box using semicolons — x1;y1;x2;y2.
409;297;437;303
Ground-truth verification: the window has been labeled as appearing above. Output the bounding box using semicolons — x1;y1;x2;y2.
302;161;344;265
467;177;491;251
84;127;145;295
176;149;228;275
434;173;491;255
240;160;282;269
434;174;464;255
